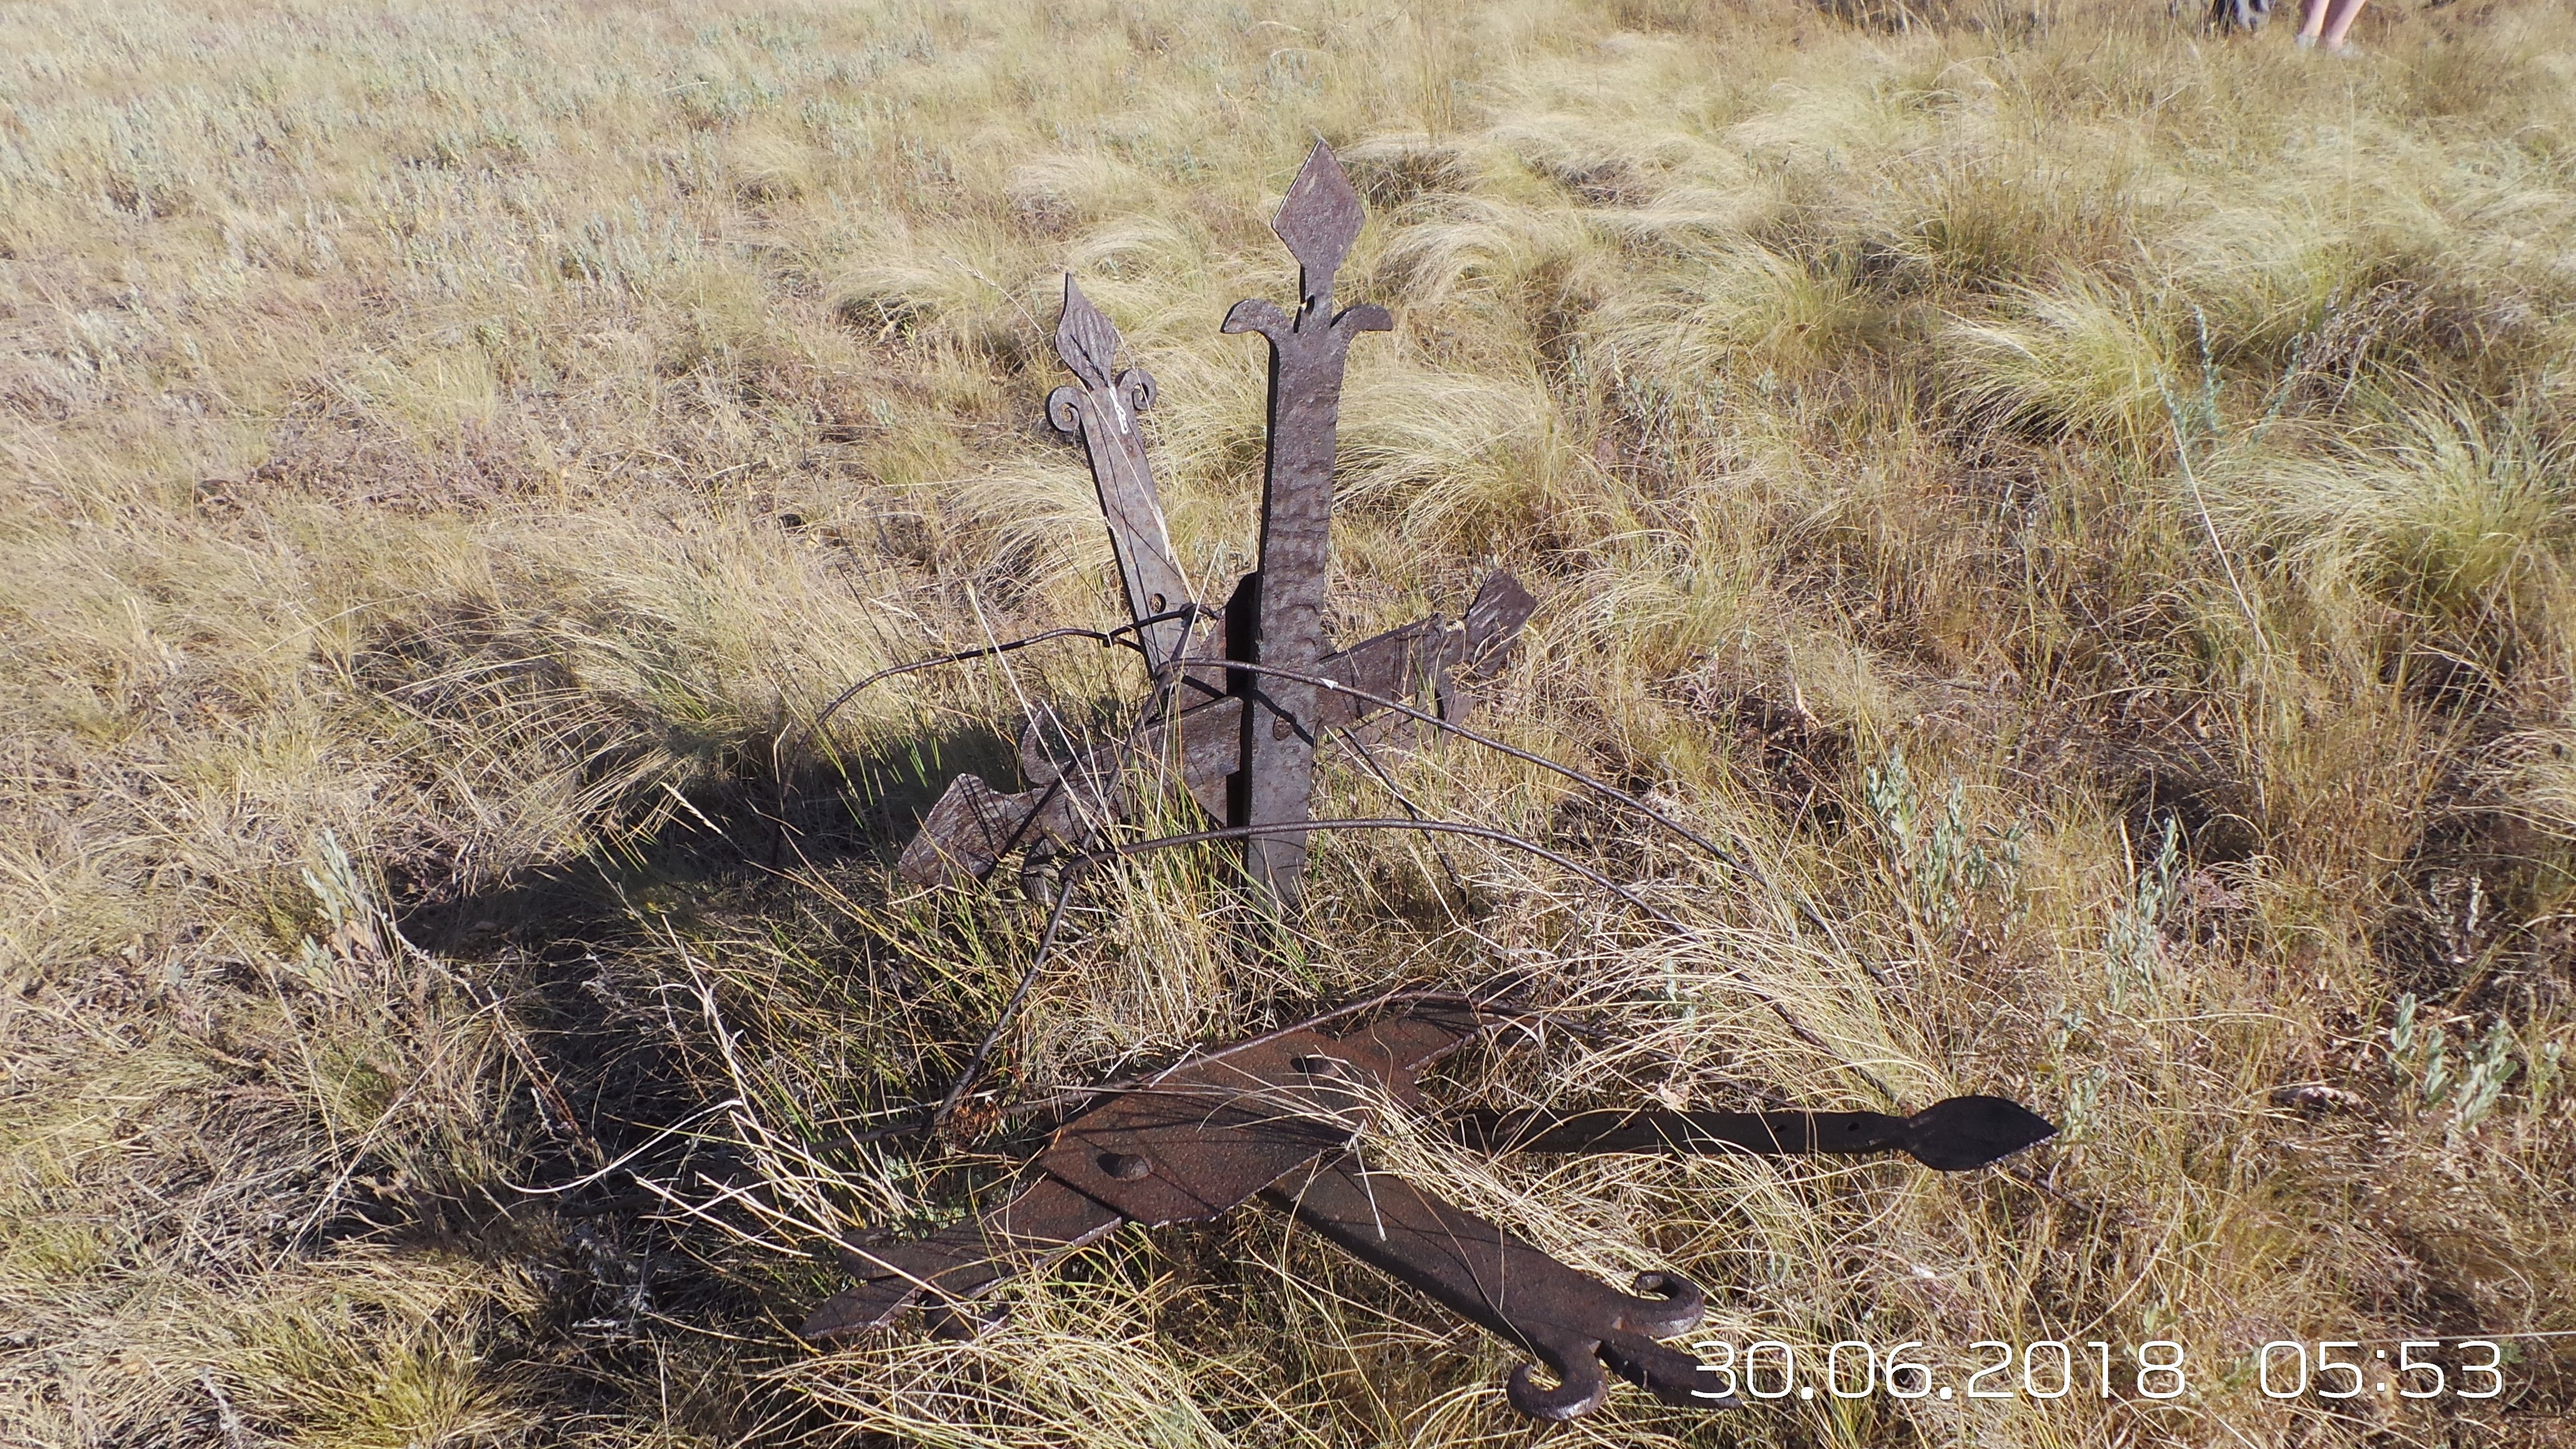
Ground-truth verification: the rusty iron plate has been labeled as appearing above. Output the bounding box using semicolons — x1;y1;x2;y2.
806;1001;2058;1420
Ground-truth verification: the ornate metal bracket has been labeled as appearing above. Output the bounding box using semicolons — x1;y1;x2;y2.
894;143;1532;908
803;1003;2058;1422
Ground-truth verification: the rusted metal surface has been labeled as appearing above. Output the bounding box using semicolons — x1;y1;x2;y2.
894;575;1538;890
891;141;1524;906
1220;142;1394;906
804;1003;2057;1420
803;1005;1484;1343
802;1175;1121;1338
1266;1159;1721;1420
896;772;1043;890
1448;1094;2059;1172
1037;1021;1433;1225
1045;277;1195;674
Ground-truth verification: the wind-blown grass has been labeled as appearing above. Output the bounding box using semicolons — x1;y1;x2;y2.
3;0;2573;1444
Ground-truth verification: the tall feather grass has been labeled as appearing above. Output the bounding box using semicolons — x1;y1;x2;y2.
4;0;2574;1443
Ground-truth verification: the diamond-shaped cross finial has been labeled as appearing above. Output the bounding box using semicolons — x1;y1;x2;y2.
1270;141;1365;310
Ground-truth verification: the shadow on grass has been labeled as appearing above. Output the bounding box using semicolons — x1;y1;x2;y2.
401;717;1024;959
373;718;1046;1408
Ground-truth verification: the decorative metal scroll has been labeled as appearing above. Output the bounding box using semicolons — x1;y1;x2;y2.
803;1002;2058;1422
896;142;1537;908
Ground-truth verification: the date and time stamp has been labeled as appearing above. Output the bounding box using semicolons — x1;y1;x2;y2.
1680;1336;2526;1405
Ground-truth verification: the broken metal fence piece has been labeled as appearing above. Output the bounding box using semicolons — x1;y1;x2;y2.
804;1003;2058;1422
892;141;1533;907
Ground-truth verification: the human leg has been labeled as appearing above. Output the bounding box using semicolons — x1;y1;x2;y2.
2319;0;2367;49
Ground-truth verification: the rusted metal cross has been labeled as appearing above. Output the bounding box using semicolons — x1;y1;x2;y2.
803;1001;2057;1420
1219;143;1394;903
896;142;1536;908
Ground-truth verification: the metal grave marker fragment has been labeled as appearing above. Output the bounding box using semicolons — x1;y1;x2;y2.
803;1001;2058;1421
895;142;1537;908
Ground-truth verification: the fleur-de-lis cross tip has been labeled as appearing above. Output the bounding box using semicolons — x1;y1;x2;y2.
1054;274;1122;392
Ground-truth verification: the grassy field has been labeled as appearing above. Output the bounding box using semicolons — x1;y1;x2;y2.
6;0;2575;1443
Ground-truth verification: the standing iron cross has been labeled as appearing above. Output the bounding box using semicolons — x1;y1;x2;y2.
897;143;1537;907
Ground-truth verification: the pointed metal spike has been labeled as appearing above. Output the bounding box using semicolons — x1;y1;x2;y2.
1270;141;1366;304
1899;1095;2058;1172
1054;274;1120;391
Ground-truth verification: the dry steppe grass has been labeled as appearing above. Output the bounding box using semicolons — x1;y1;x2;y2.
4;0;2575;1444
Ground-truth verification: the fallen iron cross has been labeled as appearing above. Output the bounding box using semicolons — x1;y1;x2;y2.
802;1002;2058;1421
897;141;1536;907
